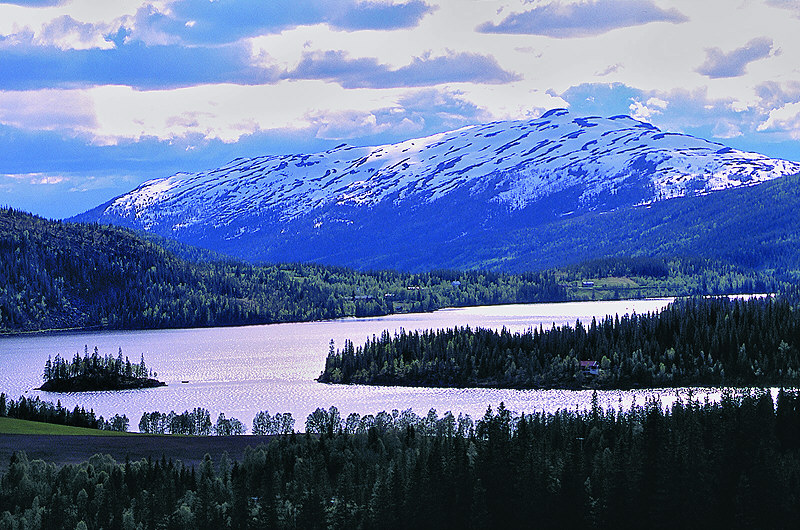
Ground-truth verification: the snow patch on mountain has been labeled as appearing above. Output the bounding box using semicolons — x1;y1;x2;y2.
95;109;800;233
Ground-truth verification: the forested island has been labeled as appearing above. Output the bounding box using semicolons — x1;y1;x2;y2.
2;390;800;528
38;347;164;392
320;294;800;389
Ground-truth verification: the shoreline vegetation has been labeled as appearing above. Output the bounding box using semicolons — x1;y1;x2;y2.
319;294;800;390
0;417;133;437
0;392;129;432
37;346;165;392
5;210;800;527
1;390;800;528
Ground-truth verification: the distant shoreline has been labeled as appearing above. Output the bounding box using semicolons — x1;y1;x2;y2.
0;295;682;338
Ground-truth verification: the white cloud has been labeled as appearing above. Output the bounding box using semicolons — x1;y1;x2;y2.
628;96;668;123
32;15;113;50
712;120;743;139
34;175;66;185
0;1;142;49
1;0;800;163
758;102;800;138
85;82;416;144
0;89;95;130
454;82;567;120
0;172;67;186
629;99;657;121
312;111;389;140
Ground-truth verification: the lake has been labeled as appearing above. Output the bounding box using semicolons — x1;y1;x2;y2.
0;297;729;431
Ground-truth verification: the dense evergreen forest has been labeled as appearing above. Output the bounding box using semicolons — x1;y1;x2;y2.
0;208;785;333
39;346;163;392
320;294;800;389
2;391;800;529
0;207;562;332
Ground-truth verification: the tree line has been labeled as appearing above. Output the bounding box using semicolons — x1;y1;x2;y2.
0;393;128;432
2;393;257;437
137;406;469;437
43;346;153;384
1;208;787;334
2;390;800;528
2;388;473;438
138;409;246;436
0;208;564;332
320;295;800;389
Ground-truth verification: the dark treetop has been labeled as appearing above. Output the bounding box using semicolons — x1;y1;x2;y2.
2;390;800;528
320;293;800;389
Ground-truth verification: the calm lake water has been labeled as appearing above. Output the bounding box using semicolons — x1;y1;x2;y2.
0;298;732;431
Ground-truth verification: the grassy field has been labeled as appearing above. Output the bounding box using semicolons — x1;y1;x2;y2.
0;417;133;436
0;417;276;471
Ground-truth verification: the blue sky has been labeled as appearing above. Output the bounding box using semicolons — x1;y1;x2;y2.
1;0;799;218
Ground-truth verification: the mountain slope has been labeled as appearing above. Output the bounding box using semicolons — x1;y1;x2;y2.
0;208;587;332
3;207;787;332
74;110;800;270
469;172;800;272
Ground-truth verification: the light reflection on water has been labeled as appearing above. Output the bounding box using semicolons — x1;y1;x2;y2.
0;298;736;431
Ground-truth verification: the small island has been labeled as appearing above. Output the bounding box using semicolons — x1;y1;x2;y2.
38;346;165;392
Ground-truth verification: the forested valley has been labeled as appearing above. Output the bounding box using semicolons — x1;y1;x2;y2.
2;390;800;529
0;208;785;333
320;293;800;389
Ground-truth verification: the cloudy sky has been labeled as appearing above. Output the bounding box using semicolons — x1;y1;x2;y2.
1;0;799;218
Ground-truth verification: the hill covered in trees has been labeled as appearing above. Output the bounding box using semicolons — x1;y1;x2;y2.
320;294;800;389
0;208;567;332
0;208;785;333
457;171;800;272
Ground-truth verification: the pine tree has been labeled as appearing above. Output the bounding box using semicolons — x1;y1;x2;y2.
43;356;52;382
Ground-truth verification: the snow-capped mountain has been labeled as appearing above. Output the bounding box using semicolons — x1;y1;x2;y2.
76;109;800;270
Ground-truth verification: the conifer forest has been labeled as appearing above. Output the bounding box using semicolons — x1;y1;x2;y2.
2;391;800;529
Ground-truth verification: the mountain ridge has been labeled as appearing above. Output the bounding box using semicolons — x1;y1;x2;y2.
73;110;800;270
